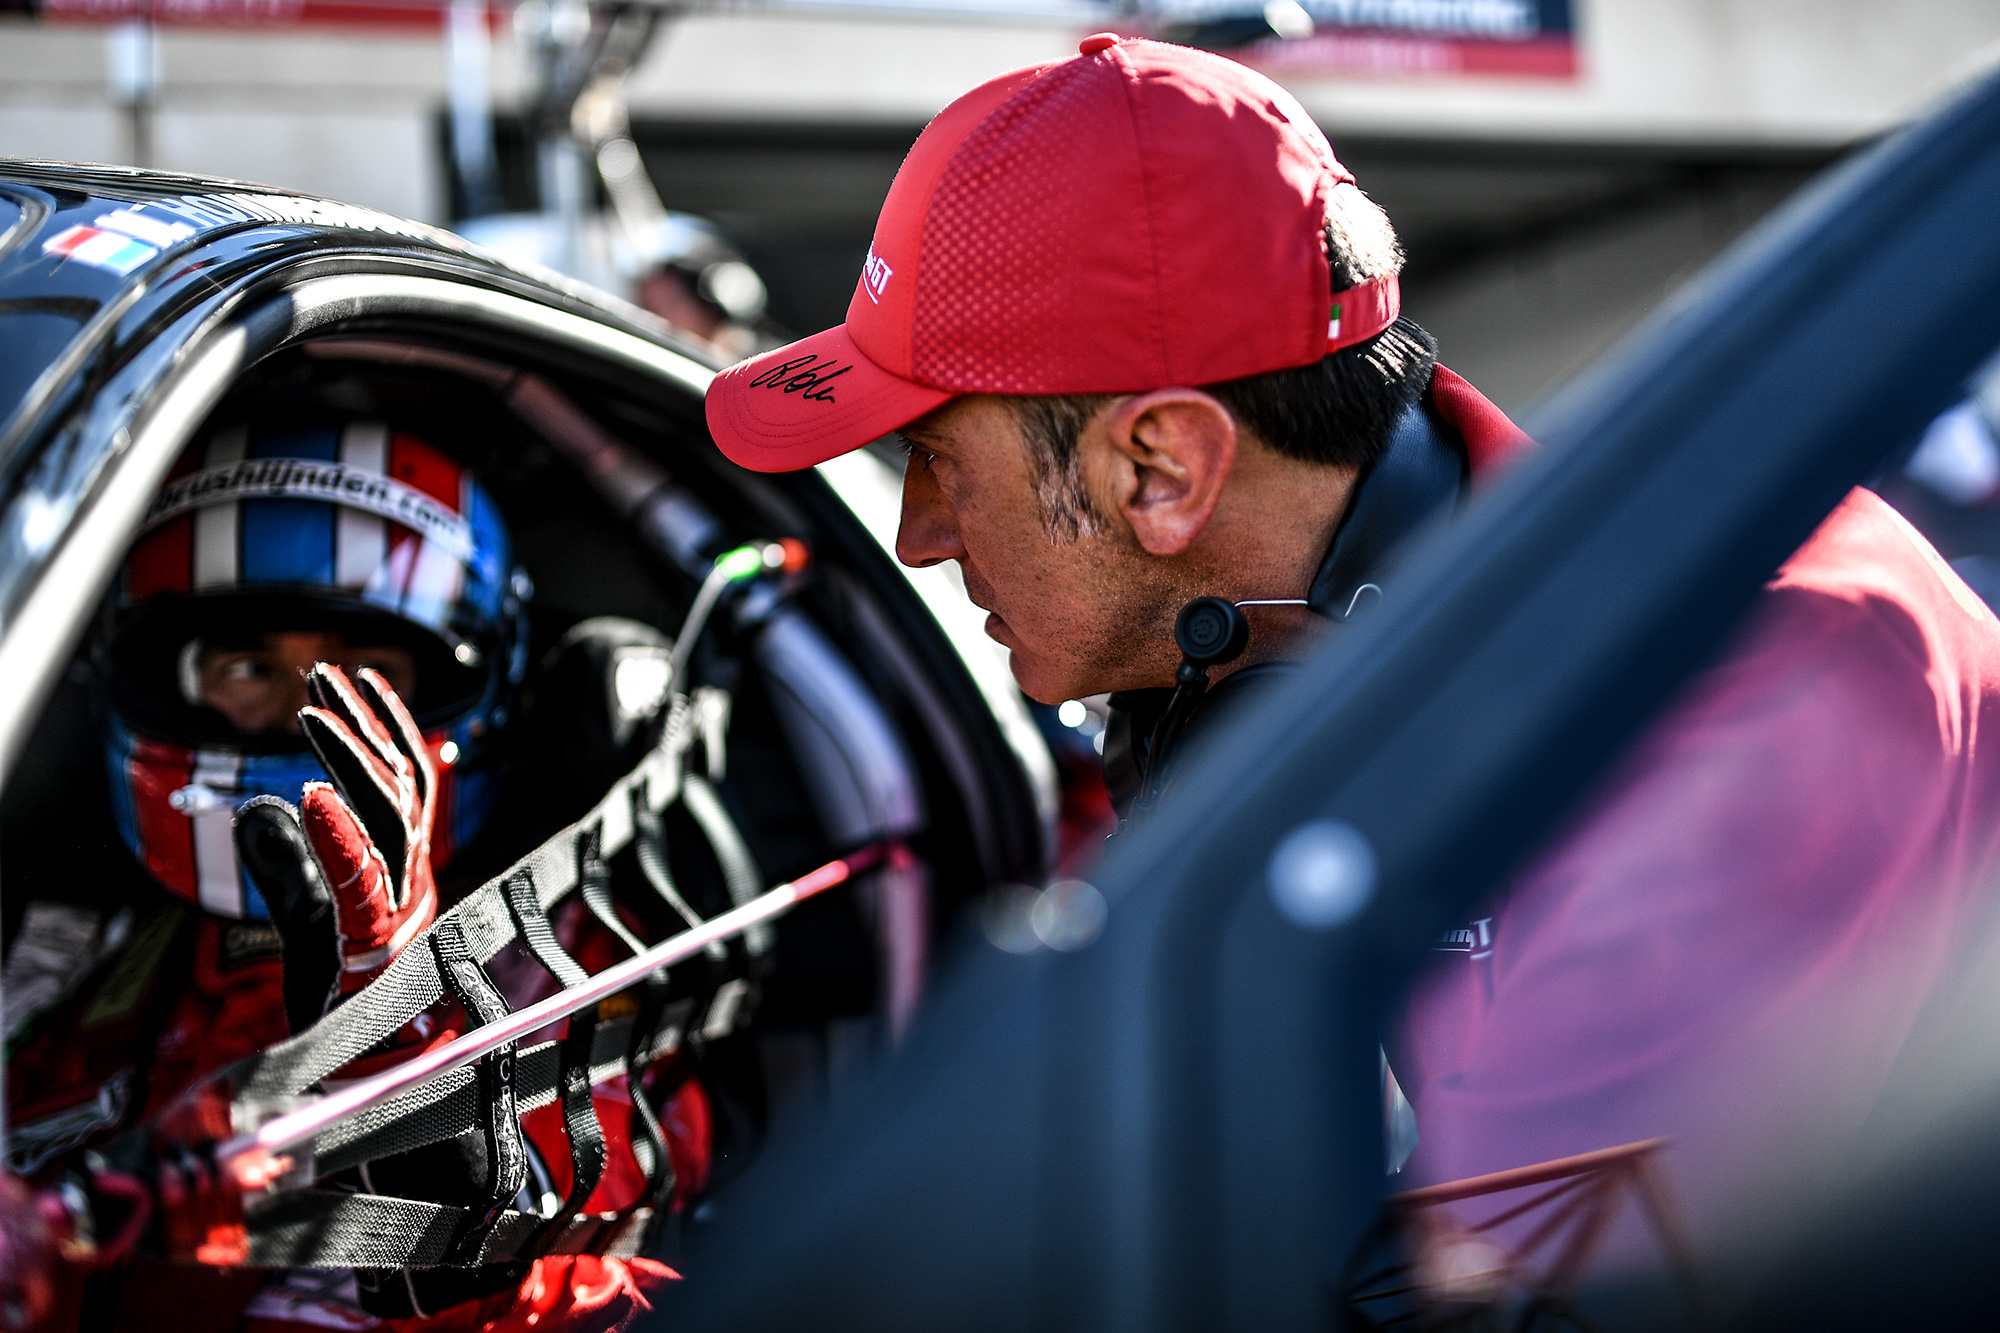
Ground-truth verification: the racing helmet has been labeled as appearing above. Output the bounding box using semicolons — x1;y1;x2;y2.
96;418;529;918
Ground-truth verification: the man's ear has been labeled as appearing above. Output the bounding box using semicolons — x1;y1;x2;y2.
1099;389;1238;556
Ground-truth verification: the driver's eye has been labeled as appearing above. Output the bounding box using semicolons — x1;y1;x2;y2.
219;656;274;684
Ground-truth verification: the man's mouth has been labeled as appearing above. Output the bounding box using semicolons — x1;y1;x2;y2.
959;568;1003;628
955;564;1019;648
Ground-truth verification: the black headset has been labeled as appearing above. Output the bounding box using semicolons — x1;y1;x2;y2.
1132;597;1252;809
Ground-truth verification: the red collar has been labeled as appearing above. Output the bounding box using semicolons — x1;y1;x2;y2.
1431;365;1535;479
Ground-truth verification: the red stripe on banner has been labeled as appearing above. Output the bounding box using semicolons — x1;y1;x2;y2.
1454;36;1579;78
126;516;194;603
381;433;464;609
381;528;420;601
387;431;463;510
1242;32;1579;81
128;738;197;901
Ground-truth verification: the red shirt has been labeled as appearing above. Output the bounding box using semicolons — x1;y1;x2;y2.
1400;487;2000;1245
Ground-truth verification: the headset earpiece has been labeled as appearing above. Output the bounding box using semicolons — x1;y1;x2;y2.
1174;597;1250;673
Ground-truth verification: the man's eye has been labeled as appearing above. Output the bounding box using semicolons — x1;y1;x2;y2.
223;658;273;683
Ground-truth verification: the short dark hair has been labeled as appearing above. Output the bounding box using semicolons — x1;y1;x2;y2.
1006;181;1435;540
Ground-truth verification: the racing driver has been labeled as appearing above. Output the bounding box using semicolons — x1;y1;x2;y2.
2;419;698;1331
700;34;2000;1271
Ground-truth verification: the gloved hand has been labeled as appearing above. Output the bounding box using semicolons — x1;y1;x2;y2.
237;664;442;1039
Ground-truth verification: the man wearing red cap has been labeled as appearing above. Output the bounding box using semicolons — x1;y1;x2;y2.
704;32;2000;1274
707;33;1528;792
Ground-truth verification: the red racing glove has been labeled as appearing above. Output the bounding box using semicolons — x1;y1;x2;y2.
298;663;440;1000
236;664;444;1054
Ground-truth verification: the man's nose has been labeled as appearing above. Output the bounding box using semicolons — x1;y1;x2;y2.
895;452;965;569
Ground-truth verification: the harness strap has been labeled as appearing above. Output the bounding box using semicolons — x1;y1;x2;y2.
575;828;677;1213
500;868;607;1254
624;977;677;1209
581;825;651;960
230;690;720;1103
681;775;770;957
675;776;766;1044
216;687;790;1270
313;1019;635;1176
246;1189;651;1269
631;795;724;960
429;917;527;1266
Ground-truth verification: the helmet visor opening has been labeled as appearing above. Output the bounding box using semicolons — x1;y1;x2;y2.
105;592;490;751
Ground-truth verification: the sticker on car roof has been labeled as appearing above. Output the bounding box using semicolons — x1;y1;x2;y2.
95;206;197;249
40;205;198;275
42;223;159;275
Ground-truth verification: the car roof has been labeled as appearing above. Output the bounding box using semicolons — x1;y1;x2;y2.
0;158;678;421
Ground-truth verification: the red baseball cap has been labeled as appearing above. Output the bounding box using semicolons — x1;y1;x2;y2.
704;34;1400;473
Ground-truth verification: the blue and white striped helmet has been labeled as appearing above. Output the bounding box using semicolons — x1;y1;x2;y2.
98;419;528;918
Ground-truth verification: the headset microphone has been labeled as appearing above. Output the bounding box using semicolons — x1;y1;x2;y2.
1174;596;1251;677
1136;597;1253;810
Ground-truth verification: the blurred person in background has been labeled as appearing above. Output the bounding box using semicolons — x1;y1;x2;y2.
456;210;775;364
624;214;775;364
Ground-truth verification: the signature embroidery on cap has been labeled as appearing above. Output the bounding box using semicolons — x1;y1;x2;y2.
748;353;853;404
861;246;894;305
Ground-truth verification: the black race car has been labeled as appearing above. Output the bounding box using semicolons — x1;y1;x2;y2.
0;160;1056;1300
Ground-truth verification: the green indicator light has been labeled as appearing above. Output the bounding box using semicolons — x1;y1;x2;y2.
713;545;767;581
